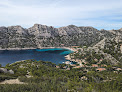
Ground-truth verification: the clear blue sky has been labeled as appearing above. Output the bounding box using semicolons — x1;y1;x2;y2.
0;0;122;30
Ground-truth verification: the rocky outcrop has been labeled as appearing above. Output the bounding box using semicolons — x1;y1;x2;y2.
0;68;8;73
0;68;14;74
28;24;59;37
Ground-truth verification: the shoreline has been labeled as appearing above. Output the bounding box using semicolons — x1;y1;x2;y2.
65;54;76;62
0;47;76;52
0;47;76;66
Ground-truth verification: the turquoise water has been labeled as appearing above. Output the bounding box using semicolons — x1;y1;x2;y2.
60;51;73;55
0;48;73;66
36;48;64;52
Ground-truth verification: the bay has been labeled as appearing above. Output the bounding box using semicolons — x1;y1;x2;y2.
0;48;73;66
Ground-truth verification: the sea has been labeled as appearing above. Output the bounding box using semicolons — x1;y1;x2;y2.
0;48;73;66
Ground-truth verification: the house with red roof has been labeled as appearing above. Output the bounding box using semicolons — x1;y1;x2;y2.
96;68;106;71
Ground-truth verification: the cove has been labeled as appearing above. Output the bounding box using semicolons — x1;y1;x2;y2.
0;48;73;66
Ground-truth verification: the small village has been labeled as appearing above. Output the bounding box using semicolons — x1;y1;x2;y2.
56;46;122;73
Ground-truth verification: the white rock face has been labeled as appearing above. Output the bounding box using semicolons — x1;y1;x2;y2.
8;70;14;74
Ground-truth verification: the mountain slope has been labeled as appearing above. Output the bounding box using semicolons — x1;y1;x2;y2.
0;24;122;49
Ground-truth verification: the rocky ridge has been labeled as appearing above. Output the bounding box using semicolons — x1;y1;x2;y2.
1;24;121;49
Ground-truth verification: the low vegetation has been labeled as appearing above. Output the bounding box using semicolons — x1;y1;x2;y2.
0;60;121;92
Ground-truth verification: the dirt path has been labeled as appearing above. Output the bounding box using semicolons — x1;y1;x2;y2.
0;79;26;84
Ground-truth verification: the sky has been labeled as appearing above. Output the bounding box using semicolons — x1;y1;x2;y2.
0;0;122;30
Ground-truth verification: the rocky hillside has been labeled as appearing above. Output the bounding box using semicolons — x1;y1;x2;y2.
68;36;122;65
0;24;122;49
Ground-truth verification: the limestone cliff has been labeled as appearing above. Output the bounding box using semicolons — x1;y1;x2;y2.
0;24;121;49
